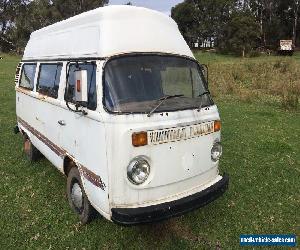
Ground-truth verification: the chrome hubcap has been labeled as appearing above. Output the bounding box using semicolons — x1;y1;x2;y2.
71;182;83;210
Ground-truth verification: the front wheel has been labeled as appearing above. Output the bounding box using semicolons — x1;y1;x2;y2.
67;167;97;224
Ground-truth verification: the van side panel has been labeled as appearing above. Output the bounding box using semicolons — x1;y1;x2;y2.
16;90;65;171
16;61;110;218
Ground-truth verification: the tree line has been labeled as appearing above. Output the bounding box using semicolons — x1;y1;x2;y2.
171;0;300;56
0;0;108;53
2;0;298;56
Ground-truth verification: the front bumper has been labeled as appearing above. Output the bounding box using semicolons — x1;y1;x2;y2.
111;173;229;225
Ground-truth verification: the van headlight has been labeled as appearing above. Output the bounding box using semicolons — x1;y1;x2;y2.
127;157;150;185
211;141;222;162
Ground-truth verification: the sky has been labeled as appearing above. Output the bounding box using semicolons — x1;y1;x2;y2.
108;0;184;16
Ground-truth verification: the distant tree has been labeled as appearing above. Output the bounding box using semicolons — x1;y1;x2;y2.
125;1;132;5
172;0;235;48
244;0;300;48
0;0;10;34
219;10;260;56
9;0;55;52
292;0;300;45
171;1;197;46
0;0;18;51
193;0;235;46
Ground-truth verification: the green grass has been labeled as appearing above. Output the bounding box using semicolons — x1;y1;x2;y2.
0;53;299;249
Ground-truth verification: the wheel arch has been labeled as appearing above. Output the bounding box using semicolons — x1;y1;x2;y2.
63;155;78;176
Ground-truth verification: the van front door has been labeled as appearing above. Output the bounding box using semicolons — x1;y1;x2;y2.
59;61;110;216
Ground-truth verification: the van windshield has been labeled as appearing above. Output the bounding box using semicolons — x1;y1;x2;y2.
104;55;213;114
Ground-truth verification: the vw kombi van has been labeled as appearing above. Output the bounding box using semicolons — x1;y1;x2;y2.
15;6;229;225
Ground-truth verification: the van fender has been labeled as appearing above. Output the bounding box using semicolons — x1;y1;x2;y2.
63;154;110;219
63;154;105;190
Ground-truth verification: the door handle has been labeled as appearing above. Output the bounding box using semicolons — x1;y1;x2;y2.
58;120;66;126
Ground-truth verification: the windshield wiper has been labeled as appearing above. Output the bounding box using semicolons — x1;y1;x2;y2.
198;91;210;110
147;95;184;117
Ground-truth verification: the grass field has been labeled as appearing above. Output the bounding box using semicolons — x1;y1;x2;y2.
0;53;299;249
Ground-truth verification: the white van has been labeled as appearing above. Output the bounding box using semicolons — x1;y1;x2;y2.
15;6;229;225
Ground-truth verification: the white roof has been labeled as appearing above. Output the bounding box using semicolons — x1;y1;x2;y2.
23;6;194;60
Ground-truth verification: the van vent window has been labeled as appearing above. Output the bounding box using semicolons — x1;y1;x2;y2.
37;64;63;98
66;63;97;111
15;62;22;85
19;64;37;90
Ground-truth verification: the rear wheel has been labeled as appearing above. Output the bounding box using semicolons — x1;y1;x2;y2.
24;137;40;162
67;167;96;224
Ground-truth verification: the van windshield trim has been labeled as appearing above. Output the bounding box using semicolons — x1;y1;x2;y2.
102;53;213;115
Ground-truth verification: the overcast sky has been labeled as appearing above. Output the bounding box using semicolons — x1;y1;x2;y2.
109;0;184;15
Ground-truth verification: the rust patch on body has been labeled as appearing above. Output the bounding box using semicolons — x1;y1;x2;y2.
79;165;106;191
15;87;32;95
24;139;31;155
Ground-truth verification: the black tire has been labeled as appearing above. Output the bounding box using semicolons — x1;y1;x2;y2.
67;167;97;224
24;137;40;162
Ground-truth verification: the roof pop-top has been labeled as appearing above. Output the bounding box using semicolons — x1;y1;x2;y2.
23;5;194;60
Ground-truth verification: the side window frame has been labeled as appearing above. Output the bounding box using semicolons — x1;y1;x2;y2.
19;63;37;91
37;62;63;99
65;61;97;111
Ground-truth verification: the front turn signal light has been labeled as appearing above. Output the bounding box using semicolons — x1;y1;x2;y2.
214;120;221;132
132;132;148;147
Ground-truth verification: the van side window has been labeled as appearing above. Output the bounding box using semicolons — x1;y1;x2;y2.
37;64;62;98
19;64;37;90
66;63;97;110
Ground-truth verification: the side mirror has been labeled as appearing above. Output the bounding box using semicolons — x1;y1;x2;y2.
75;70;88;104
201;64;209;85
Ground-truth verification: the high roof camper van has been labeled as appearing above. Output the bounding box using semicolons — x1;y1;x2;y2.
14;6;229;225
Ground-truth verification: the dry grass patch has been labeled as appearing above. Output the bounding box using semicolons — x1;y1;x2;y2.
197;53;300;109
